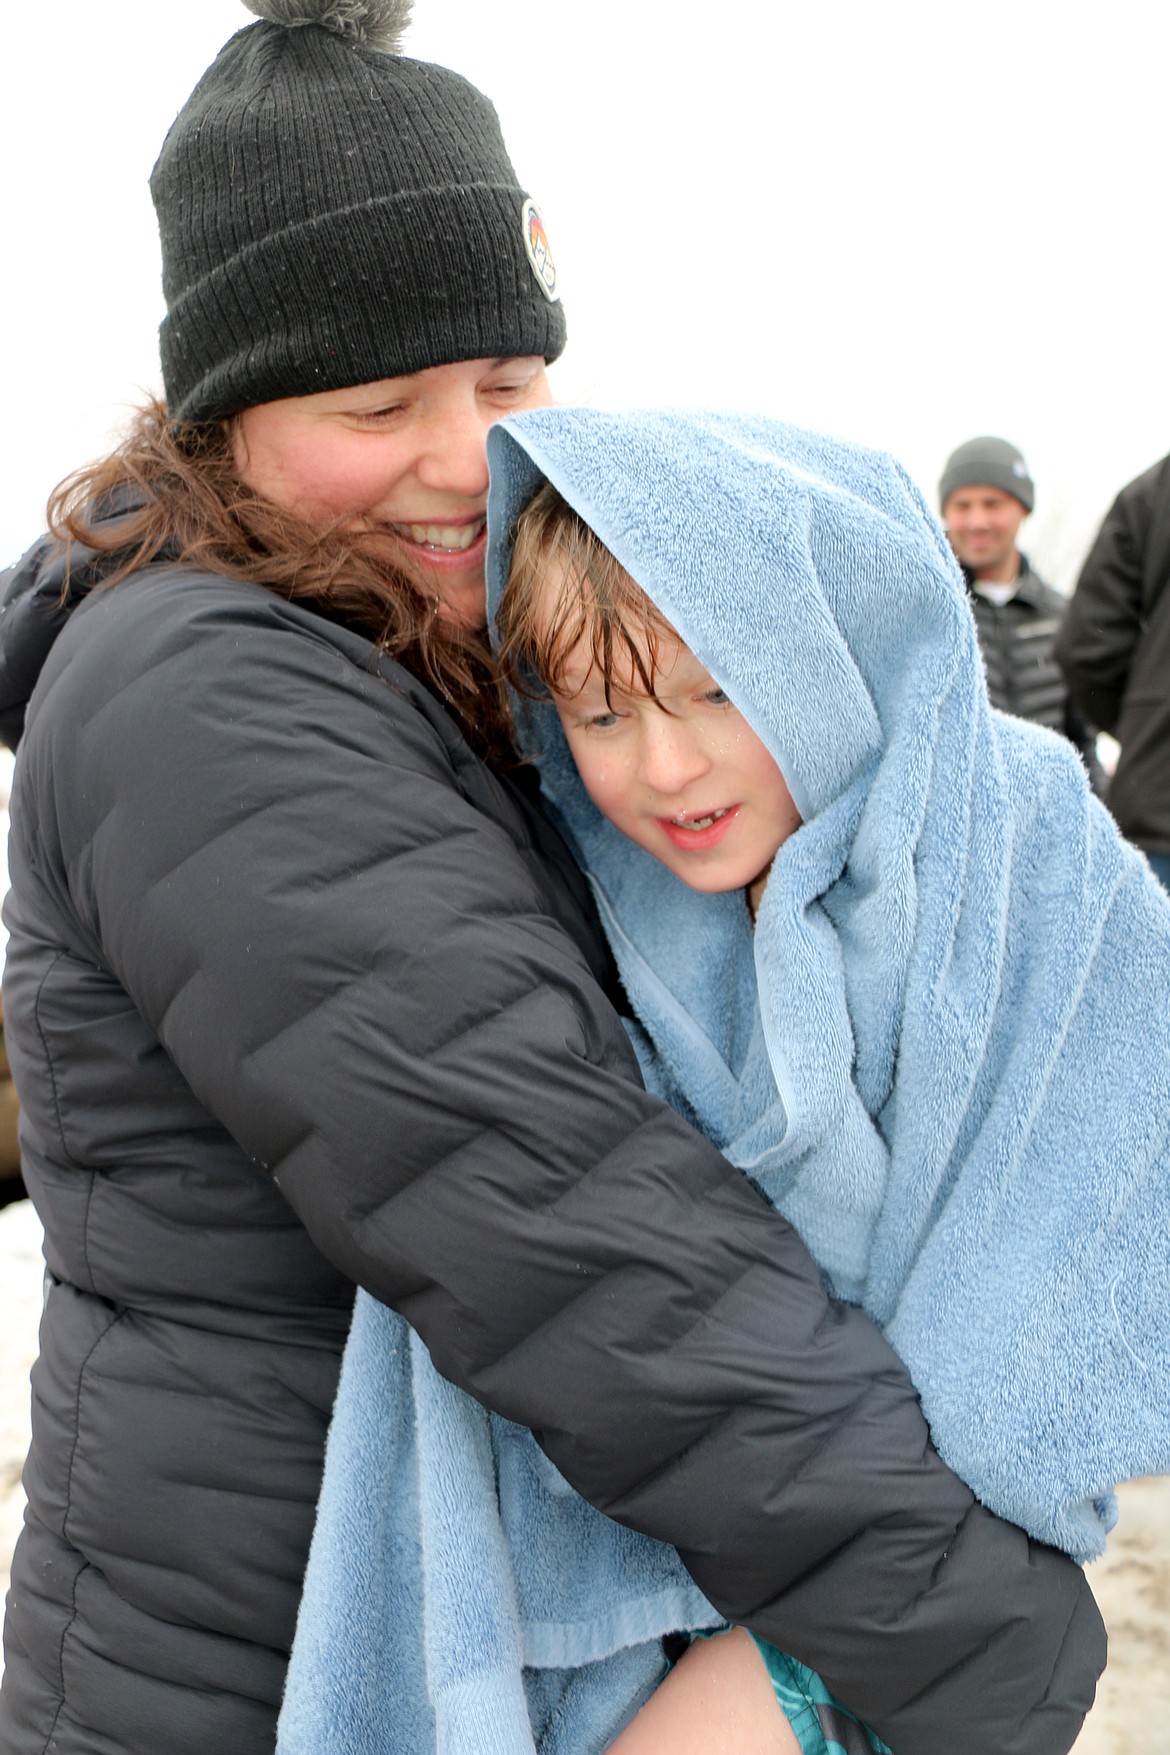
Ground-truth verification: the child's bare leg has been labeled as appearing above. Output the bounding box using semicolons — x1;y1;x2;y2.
605;1627;802;1755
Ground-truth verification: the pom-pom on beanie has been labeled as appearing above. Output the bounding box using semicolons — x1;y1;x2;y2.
939;436;1035;514
151;0;566;423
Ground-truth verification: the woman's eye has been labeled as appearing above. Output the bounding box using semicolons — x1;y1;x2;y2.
489;378;534;403
486;363;543;402
353;404;406;425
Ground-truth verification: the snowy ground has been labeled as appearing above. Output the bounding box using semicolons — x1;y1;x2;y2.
1;1196;1167;1744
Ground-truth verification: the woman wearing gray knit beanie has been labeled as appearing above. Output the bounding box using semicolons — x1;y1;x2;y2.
0;5;1101;1754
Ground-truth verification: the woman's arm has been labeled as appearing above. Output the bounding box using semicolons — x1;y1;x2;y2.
37;572;1103;1755
608;1632;800;1755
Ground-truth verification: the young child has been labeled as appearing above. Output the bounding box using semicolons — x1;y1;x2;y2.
486;404;1170;1566
281;408;1136;1755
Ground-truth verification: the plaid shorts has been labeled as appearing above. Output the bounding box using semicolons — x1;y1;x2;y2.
748;1638;891;1755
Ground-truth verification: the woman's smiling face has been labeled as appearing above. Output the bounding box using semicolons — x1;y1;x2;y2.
234;356;552;628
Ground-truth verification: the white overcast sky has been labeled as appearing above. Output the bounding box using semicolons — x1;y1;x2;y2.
3;0;1167;585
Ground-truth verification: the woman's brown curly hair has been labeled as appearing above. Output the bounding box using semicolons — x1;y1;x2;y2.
46;398;516;763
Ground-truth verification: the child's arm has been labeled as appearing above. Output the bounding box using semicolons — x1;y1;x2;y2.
605;1629;802;1755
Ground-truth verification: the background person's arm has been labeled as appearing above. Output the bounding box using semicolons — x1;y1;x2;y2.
42;573;1104;1755
1056;471;1157;733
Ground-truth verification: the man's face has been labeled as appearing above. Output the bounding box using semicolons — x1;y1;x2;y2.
942;486;1029;581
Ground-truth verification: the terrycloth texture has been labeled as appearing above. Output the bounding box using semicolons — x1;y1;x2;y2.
279;1291;720;1755
483;406;1170;1564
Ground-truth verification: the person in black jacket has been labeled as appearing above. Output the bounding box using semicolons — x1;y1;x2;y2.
0;6;1104;1754
939;435;1104;790
1056;452;1170;891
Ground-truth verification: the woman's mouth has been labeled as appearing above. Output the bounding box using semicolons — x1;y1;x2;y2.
386;518;488;572
392;519;486;553
657;806;740;851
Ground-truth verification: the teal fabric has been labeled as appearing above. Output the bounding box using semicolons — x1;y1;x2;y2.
748;1640;891;1755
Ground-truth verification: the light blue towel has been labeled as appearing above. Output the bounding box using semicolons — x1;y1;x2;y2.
483;406;1170;1564
279;1262;720;1754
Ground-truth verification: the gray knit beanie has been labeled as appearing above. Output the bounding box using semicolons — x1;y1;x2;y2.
939;436;1035;513
150;0;566;423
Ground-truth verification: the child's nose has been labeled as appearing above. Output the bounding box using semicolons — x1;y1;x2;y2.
641;716;711;794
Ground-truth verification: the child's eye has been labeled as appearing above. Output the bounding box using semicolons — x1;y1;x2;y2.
703;687;731;707
583;711;621;731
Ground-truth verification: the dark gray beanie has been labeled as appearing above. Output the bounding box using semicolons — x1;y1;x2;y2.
150;0;567;423
939;436;1035;513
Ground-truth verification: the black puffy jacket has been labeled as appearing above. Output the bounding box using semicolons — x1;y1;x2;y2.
1056;454;1170;853
0;542;1104;1755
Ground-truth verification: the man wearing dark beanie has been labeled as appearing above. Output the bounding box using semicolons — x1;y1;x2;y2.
940;435;1103;788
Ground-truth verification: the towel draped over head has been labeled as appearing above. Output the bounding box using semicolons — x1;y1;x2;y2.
483;406;1170;1562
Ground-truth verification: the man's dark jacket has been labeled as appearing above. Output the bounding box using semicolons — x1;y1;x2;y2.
964;558;1103;789
1056;453;1170;852
0;539;1104;1755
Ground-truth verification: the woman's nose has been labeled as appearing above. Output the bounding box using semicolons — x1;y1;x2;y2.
414;403;492;499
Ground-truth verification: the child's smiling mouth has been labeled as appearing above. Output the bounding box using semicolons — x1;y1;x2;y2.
657;806;741;850
669;807;732;830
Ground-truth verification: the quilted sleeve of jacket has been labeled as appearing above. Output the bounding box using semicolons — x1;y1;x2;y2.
16;567;1104;1755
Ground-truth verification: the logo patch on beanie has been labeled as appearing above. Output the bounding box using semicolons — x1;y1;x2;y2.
521;199;559;303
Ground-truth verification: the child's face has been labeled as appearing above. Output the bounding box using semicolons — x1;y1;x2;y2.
546;607;802;912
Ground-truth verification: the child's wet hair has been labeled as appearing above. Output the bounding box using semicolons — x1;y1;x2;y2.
498;480;673;706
